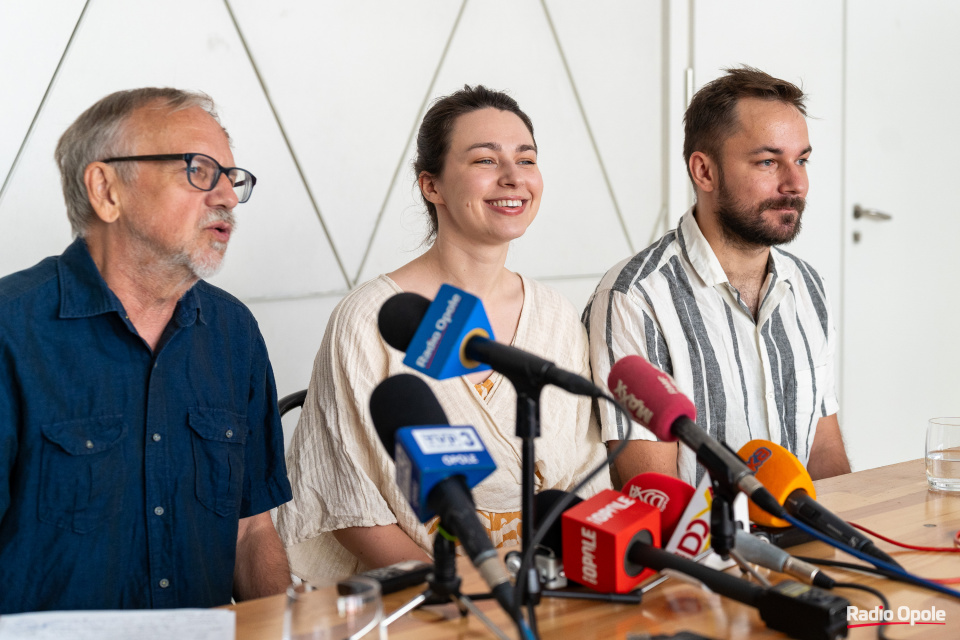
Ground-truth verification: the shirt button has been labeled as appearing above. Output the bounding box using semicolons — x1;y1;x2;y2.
159;579;170;589
154;506;164;516
225;430;234;439
85;440;94;449
152;433;161;442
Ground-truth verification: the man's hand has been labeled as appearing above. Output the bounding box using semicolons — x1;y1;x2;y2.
807;414;851;480
234;511;290;601
609;440;680;489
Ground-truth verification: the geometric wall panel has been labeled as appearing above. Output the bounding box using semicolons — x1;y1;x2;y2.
2;0;956;473
228;0;463;285
0;0;344;301
544;0;665;255
0;0;86;216
361;0;656;284
0;0;672;418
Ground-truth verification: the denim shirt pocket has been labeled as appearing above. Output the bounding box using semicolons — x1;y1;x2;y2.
39;416;126;534
187;408;248;517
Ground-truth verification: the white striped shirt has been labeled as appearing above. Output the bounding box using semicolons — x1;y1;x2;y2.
583;209;838;486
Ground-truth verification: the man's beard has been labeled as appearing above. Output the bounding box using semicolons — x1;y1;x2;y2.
715;172;804;248
174;209;236;280
128;208;236;281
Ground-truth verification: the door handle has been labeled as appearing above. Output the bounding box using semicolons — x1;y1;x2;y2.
853;204;893;221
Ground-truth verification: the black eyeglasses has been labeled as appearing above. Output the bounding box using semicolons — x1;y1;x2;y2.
102;153;257;203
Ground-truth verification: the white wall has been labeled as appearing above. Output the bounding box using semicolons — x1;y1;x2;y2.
0;0;667;447
4;1;951;468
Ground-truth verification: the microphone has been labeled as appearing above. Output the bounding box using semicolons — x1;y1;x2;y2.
536;478;692;583
621;472;695;541
368;374;516;616
738;439;902;569
628;473;831;587
733;530;836;589
378;286;602;396
626;472;749;571
554;490;850;640
560;489;661;593
607;356;786;520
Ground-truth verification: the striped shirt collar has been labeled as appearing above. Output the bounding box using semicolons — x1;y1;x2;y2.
679;206;798;289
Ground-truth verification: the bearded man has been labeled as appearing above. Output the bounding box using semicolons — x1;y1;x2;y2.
0;88;291;612
584;67;851;486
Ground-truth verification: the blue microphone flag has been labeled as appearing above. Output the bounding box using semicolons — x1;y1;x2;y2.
395;425;496;522
401;284;494;379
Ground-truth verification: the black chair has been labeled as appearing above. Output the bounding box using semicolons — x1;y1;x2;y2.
278;389;308;417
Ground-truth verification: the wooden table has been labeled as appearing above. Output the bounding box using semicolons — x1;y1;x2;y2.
231;459;960;639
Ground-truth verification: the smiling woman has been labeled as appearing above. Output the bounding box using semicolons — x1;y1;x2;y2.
419;106;542;252
276;85;612;582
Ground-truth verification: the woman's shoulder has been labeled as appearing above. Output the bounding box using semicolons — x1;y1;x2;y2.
321;275;402;351
514;274;588;367
328;275;401;324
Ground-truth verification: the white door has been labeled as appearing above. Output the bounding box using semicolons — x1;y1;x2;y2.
842;0;960;470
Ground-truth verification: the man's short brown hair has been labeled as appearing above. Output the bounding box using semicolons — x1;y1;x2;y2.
683;66;806;183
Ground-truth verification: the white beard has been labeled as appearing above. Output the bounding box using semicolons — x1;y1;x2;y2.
175;209;236;279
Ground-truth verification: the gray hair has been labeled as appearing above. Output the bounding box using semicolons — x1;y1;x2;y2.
55;88;225;237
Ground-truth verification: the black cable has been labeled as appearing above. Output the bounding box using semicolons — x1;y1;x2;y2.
795;556;903;581
787;518;960;600
512;393;634;639
798;554;947;639
834;582;891;640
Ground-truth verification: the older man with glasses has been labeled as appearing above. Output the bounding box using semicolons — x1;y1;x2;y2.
0;88;292;613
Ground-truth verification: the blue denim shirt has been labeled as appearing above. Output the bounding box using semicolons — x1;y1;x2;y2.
0;238;292;612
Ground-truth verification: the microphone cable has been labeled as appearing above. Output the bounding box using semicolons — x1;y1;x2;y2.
847;521;960;553
832;582;892;640
783;514;960;600
519;618;535;640
733;541;893;640
512;393;634;640
796;554;960;586
790;557;944;640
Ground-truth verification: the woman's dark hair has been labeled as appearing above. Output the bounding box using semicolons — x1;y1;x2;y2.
414;84;535;241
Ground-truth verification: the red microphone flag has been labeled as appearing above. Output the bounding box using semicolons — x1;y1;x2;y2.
561;489;661;593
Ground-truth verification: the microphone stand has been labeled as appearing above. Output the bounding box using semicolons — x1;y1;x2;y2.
709;477;738;559
512;380;550;611
709;479;774;585
701;441;750;558
380;528;512;640
511;384;645;609
515;387;541;556
461;342;639;611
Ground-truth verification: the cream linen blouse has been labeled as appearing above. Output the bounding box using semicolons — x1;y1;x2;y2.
276;274;611;582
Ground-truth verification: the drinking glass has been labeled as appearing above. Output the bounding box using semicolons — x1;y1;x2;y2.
283;577;383;640
925;417;960;492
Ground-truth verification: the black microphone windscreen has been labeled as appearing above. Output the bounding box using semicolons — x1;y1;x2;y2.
378;292;432;352
533;490;582;558
369;374;449;458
